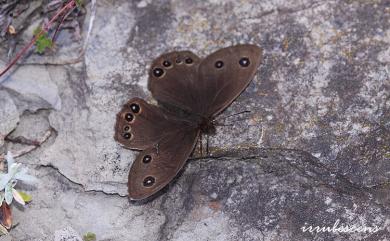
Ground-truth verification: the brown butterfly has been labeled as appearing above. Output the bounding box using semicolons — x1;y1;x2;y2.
115;44;262;200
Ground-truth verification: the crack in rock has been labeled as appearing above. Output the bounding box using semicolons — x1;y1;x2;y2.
39;164;127;198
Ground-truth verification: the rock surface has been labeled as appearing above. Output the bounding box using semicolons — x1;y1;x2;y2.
0;0;389;240
0;90;19;147
54;227;83;241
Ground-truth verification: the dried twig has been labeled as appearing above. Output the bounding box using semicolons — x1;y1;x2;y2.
0;129;52;161
5;135;40;146
51;5;77;42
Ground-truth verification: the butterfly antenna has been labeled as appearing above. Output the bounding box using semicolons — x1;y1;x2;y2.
214;123;235;127
213;110;252;127
215;110;251;122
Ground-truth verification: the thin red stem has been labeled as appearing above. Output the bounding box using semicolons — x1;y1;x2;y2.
52;5;77;42
0;0;76;78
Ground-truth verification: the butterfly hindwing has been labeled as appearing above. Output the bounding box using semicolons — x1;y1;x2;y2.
114;97;194;150
115;97;200;199
128;129;199;200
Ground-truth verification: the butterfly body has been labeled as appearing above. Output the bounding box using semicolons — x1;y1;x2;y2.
115;44;262;200
198;117;217;135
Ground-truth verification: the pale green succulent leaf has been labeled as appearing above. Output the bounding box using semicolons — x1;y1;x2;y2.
0;192;4;205
4;183;13;205
6;152;14;169
14;168;39;184
8;163;21;179
0;174;11;191
12;189;25;205
17;191;32;203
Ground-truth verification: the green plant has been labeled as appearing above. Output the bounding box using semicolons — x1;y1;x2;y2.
0;0;81;77
33;27;53;54
75;0;84;8
83;232;97;241
0;152;38;235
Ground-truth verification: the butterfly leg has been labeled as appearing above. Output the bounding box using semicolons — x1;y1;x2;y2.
199;133;203;157
206;134;210;156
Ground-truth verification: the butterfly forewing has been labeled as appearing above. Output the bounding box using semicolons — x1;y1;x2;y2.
198;44;262;117
148;45;262;117
148;51;202;113
128;129;199;200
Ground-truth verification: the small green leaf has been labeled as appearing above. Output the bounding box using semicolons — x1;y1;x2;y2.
0;224;8;235
75;0;84;8
83;232;96;241
17;191;32;203
33;27;53;54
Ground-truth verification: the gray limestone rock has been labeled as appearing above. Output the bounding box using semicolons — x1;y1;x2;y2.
54;227;82;241
0;90;19;147
1;65;62;111
0;0;389;240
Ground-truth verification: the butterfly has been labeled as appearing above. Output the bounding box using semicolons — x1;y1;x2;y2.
114;44;262;200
